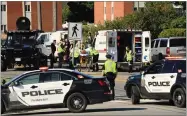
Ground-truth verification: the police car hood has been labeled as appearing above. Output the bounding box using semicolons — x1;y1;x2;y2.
128;73;142;80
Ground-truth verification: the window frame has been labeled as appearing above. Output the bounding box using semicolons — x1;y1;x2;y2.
154;40;160;48
60;72;78;81
159;39;168;47
145;61;164;74
16;73;41;85
1;25;6;31
40;72;61;83
25;4;31;12
1;4;6;12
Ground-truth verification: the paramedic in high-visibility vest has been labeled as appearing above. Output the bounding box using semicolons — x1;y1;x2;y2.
57;41;65;68
124;46;133;73
102;54;117;100
90;47;99;72
70;45;80;67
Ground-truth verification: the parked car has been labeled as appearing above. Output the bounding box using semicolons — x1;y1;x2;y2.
151;37;186;62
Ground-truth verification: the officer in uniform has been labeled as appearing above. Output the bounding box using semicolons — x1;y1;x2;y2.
102;54;117;100
90;47;99;72
57;41;65;68
124;46;133;73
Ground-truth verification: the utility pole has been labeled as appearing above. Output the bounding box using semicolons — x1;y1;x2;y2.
53;1;57;32
37;1;42;30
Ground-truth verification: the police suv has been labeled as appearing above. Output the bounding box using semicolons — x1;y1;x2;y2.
1;67;112;114
124;57;186;108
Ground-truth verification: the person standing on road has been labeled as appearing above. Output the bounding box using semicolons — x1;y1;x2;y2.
70;45;80;68
50;40;56;68
102;54;117;100
64;39;70;63
124;46;133;73
90;47;99;72
57;41;65;68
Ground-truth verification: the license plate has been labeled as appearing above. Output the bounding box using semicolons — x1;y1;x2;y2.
15;58;21;61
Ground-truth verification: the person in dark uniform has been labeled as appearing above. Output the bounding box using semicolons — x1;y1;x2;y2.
50;40;56;68
102;54;117;100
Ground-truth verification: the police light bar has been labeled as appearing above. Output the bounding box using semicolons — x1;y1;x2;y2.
39;67;48;72
165;56;184;59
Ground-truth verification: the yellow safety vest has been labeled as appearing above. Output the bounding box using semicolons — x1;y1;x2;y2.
104;59;117;74
57;45;64;53
70;48;80;58
126;50;133;61
90;48;99;56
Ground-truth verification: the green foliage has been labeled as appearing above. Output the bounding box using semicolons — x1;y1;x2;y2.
62;4;70;23
67;2;94;23
170;16;186;28
158;28;186;38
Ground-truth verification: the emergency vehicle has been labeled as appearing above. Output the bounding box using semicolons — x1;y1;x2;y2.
94;29;151;70
124;57;186;108
1;67;112;114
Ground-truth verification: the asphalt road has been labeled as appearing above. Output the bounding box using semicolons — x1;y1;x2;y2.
1;68;186;116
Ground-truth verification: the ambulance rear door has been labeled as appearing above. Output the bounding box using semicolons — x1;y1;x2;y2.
142;31;151;63
107;31;118;62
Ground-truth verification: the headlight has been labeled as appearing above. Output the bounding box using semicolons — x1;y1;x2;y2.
128;76;134;80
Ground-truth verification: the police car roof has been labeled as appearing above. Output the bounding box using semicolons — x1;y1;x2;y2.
22;68;74;75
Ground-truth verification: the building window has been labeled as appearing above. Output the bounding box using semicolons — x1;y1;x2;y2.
134;7;137;11
25;5;31;12
1;5;6;11
1;25;7;31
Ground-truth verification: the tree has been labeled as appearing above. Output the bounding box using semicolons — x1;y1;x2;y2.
159;28;186;38
62;4;70;23
67;2;94;23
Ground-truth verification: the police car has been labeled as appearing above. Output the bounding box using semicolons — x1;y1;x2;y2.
1;67;112;114
124;57;186;108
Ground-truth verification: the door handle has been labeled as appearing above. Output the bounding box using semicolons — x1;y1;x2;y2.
170;75;174;78
31;85;38;89
151;76;155;79
63;83;70;86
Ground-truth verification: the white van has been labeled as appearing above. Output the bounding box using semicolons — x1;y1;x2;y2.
36;31;68;58
94;29;151;70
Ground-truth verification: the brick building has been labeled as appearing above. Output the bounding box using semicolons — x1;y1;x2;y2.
94;1;145;24
0;1;62;32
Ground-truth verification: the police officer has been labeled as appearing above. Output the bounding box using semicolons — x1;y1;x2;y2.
70;45;80;68
124;46;133;73
90;47;99;72
102;54;117;100
57;41;65;68
50;40;56;68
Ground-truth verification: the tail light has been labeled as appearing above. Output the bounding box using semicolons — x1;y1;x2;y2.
166;47;170;55
98;80;106;86
104;48;107;51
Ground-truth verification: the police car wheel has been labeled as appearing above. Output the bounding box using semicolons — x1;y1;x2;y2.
67;92;88;113
131;86;140;104
173;88;186;108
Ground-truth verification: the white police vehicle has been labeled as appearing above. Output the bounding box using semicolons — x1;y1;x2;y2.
1;67;112;114
124;57;186;108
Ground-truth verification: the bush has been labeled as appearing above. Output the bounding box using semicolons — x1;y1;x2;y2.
158;28;186;38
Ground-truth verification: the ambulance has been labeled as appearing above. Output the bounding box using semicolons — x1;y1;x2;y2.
94;29;151;70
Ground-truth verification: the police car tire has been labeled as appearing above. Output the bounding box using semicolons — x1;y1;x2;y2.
131;86;140;104
67;92;88;113
173;88;186;108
